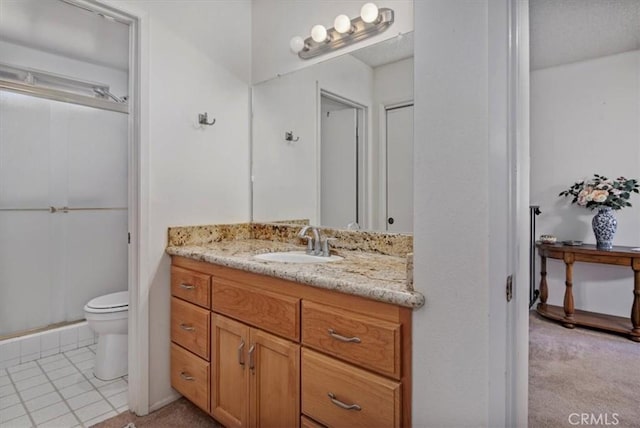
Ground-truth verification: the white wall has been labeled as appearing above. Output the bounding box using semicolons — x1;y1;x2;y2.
251;0;413;84
373;57;413;229
413;0;496;425
252;54;373;225
531;50;640;317
114;0;253;410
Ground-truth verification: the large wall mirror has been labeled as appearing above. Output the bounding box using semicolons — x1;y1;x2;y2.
251;32;414;233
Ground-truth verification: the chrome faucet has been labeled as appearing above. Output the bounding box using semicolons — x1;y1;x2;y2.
297;225;322;255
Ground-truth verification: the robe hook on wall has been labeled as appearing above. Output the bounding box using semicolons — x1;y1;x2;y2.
198;112;216;126
285;131;300;142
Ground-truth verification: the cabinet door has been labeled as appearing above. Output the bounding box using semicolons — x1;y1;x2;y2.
212;314;250;428
249;328;300;428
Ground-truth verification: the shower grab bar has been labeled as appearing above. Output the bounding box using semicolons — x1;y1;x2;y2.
0;207;127;213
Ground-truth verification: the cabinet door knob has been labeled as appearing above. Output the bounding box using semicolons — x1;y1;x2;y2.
180;372;195;381
180;283;195;290
327;392;361;411
328;329;361;343
238;339;245;366
248;344;256;370
180;323;195;332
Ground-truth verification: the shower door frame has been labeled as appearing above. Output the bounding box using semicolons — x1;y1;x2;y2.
63;0;149;416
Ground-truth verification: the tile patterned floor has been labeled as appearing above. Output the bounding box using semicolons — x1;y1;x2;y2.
0;345;127;428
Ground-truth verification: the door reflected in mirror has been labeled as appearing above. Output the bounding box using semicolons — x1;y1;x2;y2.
251;32;414;232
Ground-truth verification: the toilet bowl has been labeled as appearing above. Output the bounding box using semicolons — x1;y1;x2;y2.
84;291;128;381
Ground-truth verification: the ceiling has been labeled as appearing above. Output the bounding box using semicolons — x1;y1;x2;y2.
350;31;414;68
0;0;129;71
530;0;640;70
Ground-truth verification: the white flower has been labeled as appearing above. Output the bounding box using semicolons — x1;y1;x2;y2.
591;190;608;203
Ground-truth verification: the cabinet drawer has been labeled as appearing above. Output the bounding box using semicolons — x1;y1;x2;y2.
171;266;211;309
171;297;211;360
213;278;300;341
171;343;210;413
302;348;401;428
302;301;401;378
301;415;326;428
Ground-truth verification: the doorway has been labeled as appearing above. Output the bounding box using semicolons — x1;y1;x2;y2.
319;92;365;229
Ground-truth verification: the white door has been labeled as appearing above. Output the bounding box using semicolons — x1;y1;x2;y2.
321;108;358;229
386;105;413;233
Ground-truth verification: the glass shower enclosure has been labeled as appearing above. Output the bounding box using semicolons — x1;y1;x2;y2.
0;66;129;338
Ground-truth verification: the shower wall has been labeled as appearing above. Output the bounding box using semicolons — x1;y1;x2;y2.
0;42;128;337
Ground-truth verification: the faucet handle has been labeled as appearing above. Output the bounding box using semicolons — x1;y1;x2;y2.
322;237;338;257
299;236;314;254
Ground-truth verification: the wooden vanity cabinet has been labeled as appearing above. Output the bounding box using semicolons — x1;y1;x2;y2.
170;255;412;428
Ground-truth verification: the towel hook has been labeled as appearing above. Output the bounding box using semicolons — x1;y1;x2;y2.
198;112;216;126
285;131;299;142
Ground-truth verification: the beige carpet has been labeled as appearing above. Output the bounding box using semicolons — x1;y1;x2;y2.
529;311;640;427
92;398;221;428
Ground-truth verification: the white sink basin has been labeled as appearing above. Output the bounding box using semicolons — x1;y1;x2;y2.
254;251;343;264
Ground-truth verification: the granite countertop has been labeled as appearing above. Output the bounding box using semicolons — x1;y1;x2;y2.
166;234;424;309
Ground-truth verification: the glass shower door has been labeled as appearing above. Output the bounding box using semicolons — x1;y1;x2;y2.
0;91;128;337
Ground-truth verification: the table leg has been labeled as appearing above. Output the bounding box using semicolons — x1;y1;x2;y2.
631;261;640;342
538;255;548;310
563;254;575;328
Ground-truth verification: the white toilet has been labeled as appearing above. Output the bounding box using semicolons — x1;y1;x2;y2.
84;291;128;380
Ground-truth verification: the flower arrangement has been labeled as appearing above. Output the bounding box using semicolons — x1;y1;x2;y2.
559;174;639;210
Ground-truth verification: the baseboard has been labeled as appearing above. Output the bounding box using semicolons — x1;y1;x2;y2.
149;391;181;413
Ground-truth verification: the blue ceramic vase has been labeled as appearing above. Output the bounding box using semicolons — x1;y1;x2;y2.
592;207;617;250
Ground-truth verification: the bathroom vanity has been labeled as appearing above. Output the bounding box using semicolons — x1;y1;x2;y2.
166;222;423;427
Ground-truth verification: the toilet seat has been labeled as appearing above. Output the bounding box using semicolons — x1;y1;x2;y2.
84;291;128;314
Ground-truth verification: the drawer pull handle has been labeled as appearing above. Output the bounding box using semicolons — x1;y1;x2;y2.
180;324;195;332
327;393;361;411
248;344;256;370
180;372;195;381
328;329;361;343
238;339;245;366
180;283;195;290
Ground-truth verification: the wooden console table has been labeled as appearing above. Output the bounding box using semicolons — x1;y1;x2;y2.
536;242;640;342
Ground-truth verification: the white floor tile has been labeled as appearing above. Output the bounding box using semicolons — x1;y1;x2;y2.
36;412;77;428
96;380;126;398
39;360;71;374
65;391;101;412
87;346;96;353
0;394;21;411
0;403;26;423
30;402;70;425
0;377;10;388
115;405;128;414
9;369;42;384
77;340;93;349
58;381;92;400
82;410;115;427
67;351;93;364
45;366;78;382
105;390;127;410
51;373;84;391
72;361;93;373
59;345;77;354
84;375;115;389
35;356;63;367
73;400;112;423
0;385;16;399
61;349;86;359
17;384;54;402
0;359;21;371
14;376;48;393
7;363;36;375
18;356;38;365
23;392;62;413
0;414;32;427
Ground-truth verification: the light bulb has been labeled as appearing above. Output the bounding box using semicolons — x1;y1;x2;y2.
311;24;328;43
289;36;305;53
334;14;352;34
360;2;379;23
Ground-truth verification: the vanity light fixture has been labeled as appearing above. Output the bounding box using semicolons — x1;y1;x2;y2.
289;2;394;60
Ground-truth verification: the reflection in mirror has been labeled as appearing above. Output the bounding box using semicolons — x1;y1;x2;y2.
251;32;413;232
